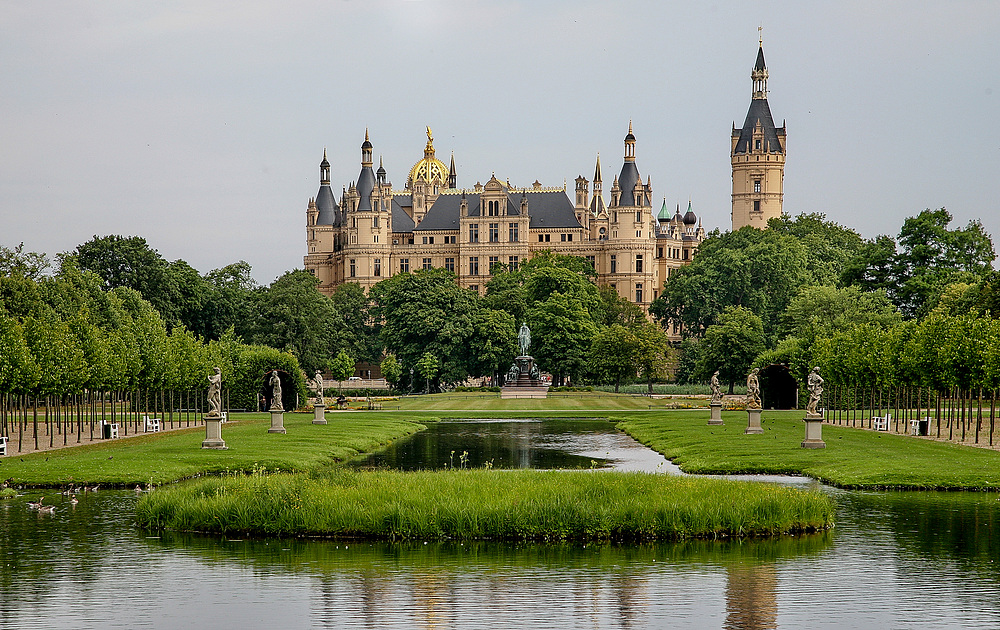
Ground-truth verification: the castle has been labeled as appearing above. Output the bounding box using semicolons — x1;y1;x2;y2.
304;42;783;317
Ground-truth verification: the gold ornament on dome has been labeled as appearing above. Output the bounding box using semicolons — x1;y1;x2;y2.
408;126;450;186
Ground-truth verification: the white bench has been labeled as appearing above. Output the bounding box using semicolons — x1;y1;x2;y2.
872;414;891;431
143;416;161;433
0;435;7;456
106;421;119;439
220;411;228;423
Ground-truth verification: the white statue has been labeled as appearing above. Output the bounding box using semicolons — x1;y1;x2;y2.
314;370;325;405
746;368;762;410
269;371;283;412
710;370;722;404
518;322;531;357
806;367;824;416
207;367;222;417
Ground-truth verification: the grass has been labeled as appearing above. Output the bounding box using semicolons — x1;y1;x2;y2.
619;409;1000;490
0;412;427;487
393;391;704;411
135;467;834;541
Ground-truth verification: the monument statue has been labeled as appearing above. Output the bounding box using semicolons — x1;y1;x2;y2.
207;367;222;417
314;370;325;405
507;363;520;383
529;364;540;381
269;371;283;412
518;322;531;356
746;367;762;410
806;367;824;416
710;370;722;404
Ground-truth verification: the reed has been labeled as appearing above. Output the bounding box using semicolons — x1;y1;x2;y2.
135;468;834;541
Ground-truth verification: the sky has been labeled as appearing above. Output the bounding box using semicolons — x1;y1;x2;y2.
2;1;998;285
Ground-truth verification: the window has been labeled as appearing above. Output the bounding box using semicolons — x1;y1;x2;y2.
445;235;456;244
352;217;357;228
610;255;617;273
445;257;455;272
636;230;642;238
613;211;618;223
488;200;499;216
538;233;550;243
635;210;642;223
373;258;381;277
509;255;519;271
599;227;606;239
567;234;573;242
373;234;378;243
754;179;761;193
373;216;379;229
753;200;761;213
657;247;663;258
585;255;595;270
400;258;410;273
509;223;519;242
469;257;479;275
469;224;479;243
653;289;658;300
422;258;432;270
635;283;643;303
469;285;478;293
560;233;566;242
349;259;356;277
610;283;616;292
489;223;499;243
683;249;689;260
635;254;643;273
755;139;761;150
489;256;499;273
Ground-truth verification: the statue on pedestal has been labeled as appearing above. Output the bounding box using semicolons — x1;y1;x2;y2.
710;370;722;404
314;370;325;405
746;368;762;410
507;363;520;383
518;322;531;357
269;371;283;412
207;367;222;417
806;367;824;416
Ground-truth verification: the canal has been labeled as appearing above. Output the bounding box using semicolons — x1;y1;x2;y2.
2;419;999;629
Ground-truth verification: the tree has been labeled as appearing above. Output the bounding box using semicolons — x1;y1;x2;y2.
330;282;380;363
596;284;645;327
633;321;674;393
467;308;517;380
767;213;864;287
588;324;638;392
528;291;596;385
330;349;355;390
416;351;439;393
253;270;343;372
0;242;49;279
200;261;261;341
697;306;765;393
380;354;402;389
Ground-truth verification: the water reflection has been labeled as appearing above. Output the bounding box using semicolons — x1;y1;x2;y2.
349;419;675;473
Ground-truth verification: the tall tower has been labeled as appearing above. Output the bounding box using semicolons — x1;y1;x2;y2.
731;36;785;230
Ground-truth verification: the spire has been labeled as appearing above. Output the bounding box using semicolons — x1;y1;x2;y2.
448;151;457;188
624;121;636;162
593;153;602;183
361;129;373;167
320;149;330;185
752;37;768;100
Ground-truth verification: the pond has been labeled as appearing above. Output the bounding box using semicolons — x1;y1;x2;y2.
2;419;1000;629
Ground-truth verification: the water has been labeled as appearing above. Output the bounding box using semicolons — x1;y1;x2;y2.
3;419;1000;629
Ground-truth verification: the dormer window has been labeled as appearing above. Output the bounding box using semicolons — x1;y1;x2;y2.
755;139;761;150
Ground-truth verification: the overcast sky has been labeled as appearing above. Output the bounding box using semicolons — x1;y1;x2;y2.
2;1;998;285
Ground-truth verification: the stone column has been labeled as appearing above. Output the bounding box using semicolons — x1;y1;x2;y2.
745;409;763;434
269;411;286;434
709;402;724;425
202;414;227;449
801;413;826;448
313;403;327;425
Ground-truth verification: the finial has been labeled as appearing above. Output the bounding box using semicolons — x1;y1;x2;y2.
426;126;433;142
365;128;369;141
379;156;383;167
758;25;763;45
628;120;633;134
323;147;327;160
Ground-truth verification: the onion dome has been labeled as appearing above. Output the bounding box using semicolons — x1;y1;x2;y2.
683;200;697;225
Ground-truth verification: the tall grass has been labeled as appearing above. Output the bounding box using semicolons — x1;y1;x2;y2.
135;468;834;541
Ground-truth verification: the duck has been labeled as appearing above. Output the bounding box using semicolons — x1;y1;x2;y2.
69;496;79;506
27;497;43;510
134;485;143;494
38;504;55;514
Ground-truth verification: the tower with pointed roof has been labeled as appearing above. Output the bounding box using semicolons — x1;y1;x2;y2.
732;36;785;230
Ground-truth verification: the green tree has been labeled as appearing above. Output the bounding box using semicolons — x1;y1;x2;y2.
253;270;342;373
330;282;380;363
468;308;517;380
528;291;596;385
0;242;50;279
697;306;765;393
330;349;355;390
588;324;638;392
634;321;674;393
380;354;402;389
416;351;439;393
768;213;864;287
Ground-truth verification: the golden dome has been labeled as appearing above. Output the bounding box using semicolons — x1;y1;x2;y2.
408;126;450;187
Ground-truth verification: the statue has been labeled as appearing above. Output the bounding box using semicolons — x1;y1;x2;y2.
269;371;283;412
507;363;520;383
314;370;325;405
806;367;824;416
518;322;531;356
710;370;722;404
529;364;540;382
745;368;762;410
207;367;222;417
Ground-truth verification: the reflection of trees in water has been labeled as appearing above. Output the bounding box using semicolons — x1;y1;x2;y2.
724;564;777;630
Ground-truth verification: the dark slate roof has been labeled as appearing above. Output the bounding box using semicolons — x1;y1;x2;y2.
357;166;375;211
733;98;783;154
754;45;766;72
315;184;340;226
683;201;697;225
391;197;414;233
413;189;581;232
616;162;648;207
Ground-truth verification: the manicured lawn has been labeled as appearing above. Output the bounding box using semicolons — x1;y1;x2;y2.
135;468;834;541
0;412;427;487
619;409;1000;490
392;391;701;412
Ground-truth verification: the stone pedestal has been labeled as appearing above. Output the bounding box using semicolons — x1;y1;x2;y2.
708;402;724;425
268;410;286;434
202;414;227;449
313;404;327;425
745;408;763;434
801;413;826;449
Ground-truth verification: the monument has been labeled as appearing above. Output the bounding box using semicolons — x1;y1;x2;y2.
267;370;286;434
501;322;548;399
801;366;826;448
745;367;763;434
202;367;227;449
312;369;327;425
709;370;724;425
